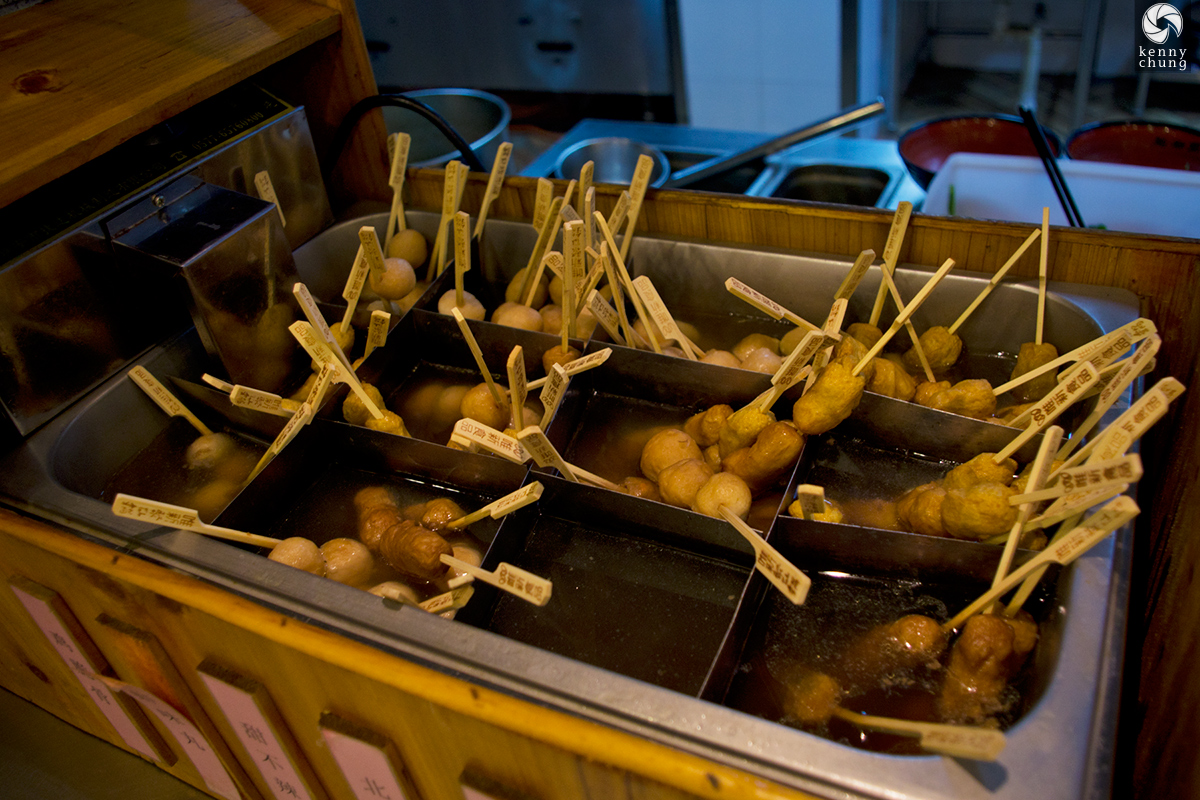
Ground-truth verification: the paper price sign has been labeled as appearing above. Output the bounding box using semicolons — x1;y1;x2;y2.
320;714;415;800
9;581;160;762
103;677;240;800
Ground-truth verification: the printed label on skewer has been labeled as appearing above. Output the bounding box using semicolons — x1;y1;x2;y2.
558;347;611;377
451;419;529;463
484;143;509;202
994;361;1099;463
388;133;410;188
587;290;626;344
725;277;789;320
9;583;159;762
454;211;470;273
1087;384;1180;464
486;482;544;519
541;250;564;280
291;286;339;353
288;322;376;414
627;156;652;223
320;716;414;800
517;425;577;481
197;665;316;800
560;203;582;224
230;385;298;417
441;161;461;218
772;330;824;386
113;494;210;530
358;227;386;280
365;310;390;357
719;508;810;604
583;185;596;252
129;366;211;435
881;202;912;268
834;249;875;301
533;178;553;230
1079;317;1156;368
268;402;314;457
1097;338;1159;409
823;298;848;335
342;247;369;303
576;259;604;308
101;677;239;800
564;219;585;283
1024;484;1129;532
539;363;569;428
633;275;694;358
254;171;285;227
1012;454;1141;505
1045;498;1138;565
304;363;335;409
507;346;526;431
419;584;475;614
442;555;553;606
919;727;1006;761
607;190;631;233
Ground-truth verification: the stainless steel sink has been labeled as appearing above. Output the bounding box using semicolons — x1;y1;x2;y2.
521;118;924;209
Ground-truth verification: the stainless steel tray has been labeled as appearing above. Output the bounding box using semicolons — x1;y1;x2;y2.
0;217;1139;800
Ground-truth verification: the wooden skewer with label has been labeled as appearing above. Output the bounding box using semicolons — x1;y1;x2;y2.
441;554;552;606
829;708;1006;761
868;202;912;327
128;366;212;436
447;482;545;530
111;494;282;548
474;142;512;239
718;506;811;604
450;308;506;409
851;258;956;377
384;132;410;248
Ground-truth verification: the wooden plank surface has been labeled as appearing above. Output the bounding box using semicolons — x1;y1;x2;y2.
0;0;342;209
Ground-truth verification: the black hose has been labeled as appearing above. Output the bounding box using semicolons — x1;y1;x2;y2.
323;94;487;189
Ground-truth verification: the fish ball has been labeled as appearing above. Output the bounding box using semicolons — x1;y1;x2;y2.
460;383;510;430
542;344;580;374
269;537;327;576
492;302;544;332
657;458;714;508
369;258;416;301
386;229;428;268
740;347;783;374
186;433;236;471
320;538;375;587
640;429;702;481
692;473;752;519
438;290;485;320
701;349;741;369
732;333;780;361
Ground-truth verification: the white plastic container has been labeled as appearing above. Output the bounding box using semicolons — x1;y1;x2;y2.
922;152;1200;238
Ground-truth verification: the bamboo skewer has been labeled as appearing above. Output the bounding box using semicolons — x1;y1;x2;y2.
384;132;411;248
1057;377;1184;471
446;482;544;530
793;485;826;520
948;228;1041;335
128;366;212;435
473;142;512;238
454;211;470;308
877;265;936;383
429;161;463;280
719;507;810;604
526;348;612;390
450;308;505;409
1036;207;1050;345
724;277;820;332
868;202;912;326
111;494;282;548
1057;335;1161;460
988;426;1062;614
851;259;956;377
828;707;1006;761
594;211;660;353
618;154;654;263
441;554;552;606
991;317;1156;397
507;346;526;433
520;197;566;306
992;361;1099;464
201;374;235;393
942;496;1138;633
339;246;369;333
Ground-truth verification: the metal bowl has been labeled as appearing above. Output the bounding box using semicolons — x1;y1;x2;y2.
554;137;670;188
381;88;511;169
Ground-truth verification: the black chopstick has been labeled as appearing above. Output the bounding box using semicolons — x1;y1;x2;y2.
1019;106;1085;228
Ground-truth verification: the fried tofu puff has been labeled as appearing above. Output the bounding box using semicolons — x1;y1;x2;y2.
718;405;776;459
1009;342;1060;403
895;482;949;537
915;378;997;420
937;612;1038;725
867;358;917;402
792;361;866;435
941;482;1019;540
903;326;963;374
845;322;883;349
684;404;734;448
721;421;804;494
943;454;1017;490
